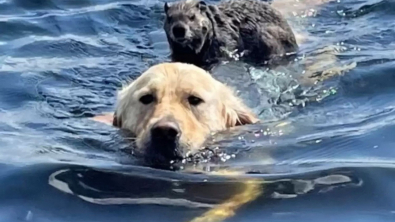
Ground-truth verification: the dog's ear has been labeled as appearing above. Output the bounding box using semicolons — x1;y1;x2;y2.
112;112;122;128
196;1;207;12
221;91;259;127
91;112;122;128
223;105;259;127
164;2;170;14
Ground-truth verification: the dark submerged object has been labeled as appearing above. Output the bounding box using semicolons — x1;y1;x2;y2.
163;0;299;70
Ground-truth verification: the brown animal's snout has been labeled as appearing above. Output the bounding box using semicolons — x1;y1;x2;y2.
172;24;187;40
151;118;181;142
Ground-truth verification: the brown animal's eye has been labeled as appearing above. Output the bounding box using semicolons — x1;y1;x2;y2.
139;94;155;105
188;95;203;106
189;15;196;20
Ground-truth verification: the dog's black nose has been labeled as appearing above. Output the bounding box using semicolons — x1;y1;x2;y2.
172;25;186;39
151;119;181;141
148;118;183;166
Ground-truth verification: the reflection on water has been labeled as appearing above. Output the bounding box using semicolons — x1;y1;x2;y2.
47;164;361;206
0;163;387;222
0;0;395;221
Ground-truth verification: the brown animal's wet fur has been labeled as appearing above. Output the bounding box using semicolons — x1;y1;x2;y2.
163;0;298;71
94;62;259;159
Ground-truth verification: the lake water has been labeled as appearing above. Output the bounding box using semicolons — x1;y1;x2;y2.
0;0;394;221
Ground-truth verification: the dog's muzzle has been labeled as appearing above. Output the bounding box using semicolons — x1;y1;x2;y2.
145;117;183;165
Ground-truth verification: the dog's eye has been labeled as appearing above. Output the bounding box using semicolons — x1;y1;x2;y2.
139;94;155;105
189;15;196;20
188;95;203;106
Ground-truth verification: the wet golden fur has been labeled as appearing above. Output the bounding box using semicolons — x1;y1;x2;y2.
94;62;258;155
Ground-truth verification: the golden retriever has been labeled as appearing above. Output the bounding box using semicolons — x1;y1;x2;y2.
93;62;259;166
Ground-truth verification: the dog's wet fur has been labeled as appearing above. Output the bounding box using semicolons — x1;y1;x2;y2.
93;63;258;167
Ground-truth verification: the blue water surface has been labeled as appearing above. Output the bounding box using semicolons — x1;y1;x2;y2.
0;0;395;221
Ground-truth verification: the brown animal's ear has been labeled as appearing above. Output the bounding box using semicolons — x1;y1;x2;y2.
164;2;170;14
196;1;207;12
222;100;259;128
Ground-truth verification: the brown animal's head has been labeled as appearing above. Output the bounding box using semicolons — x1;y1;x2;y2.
164;0;214;54
98;63;258;166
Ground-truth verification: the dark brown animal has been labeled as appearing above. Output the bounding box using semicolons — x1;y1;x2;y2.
163;0;298;70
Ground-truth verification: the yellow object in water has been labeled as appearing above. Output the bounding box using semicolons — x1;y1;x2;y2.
189;170;263;222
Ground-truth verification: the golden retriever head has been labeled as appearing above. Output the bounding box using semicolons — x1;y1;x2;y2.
96;62;259;166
